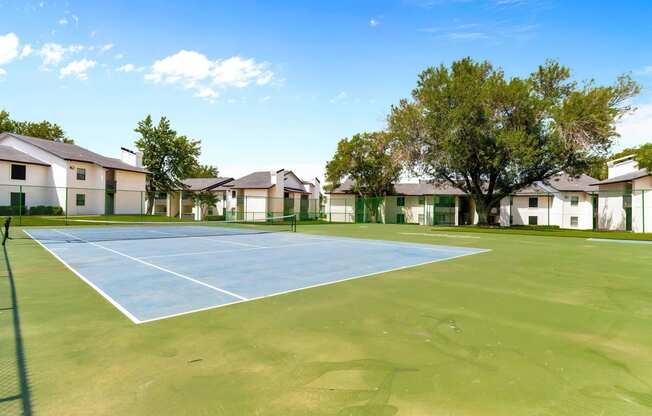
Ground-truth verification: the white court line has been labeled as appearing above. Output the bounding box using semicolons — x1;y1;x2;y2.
138;248;491;324
139;240;335;260
52;229;248;301
586;238;652;245
400;232;481;239
23;229;143;324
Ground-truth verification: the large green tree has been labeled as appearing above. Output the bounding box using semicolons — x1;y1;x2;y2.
610;143;652;172
325;131;402;196
187;164;219;178
0;109;73;142
134;115;201;213
389;57;639;224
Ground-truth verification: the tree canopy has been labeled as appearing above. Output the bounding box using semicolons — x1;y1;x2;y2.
134;115;201;212
188;164;219;178
610;143;652;173
325;131;402;196
0;109;73;143
388;57;639;223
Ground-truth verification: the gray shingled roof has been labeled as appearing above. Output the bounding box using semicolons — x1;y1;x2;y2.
395;182;466;195
591;168;650;185
331;173;597;196
227;171;273;189
543;173;597;192
329;179;464;195
0;145;51;166
180;177;233;191
0;132;149;173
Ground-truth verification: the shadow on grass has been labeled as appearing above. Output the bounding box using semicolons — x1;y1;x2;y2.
0;244;32;415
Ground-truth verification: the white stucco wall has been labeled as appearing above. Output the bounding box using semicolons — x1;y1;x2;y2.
243;189;270;220
633;177;652;233
326;194;355;222
597;183;627;231
114;170;147;214
0;161;57;208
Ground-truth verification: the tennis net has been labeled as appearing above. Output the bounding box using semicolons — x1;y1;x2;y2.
9;214;296;243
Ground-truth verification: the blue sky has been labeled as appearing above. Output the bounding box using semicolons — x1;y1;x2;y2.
1;0;652;181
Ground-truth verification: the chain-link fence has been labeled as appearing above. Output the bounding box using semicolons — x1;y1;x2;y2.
324;195;457;225
325;190;652;232
0;184;322;227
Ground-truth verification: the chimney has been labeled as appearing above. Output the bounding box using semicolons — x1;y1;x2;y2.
121;147;143;168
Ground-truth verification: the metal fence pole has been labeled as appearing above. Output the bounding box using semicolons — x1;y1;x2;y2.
548;193;551;226
18;185;23;226
643;189;646;233
65;186;68;225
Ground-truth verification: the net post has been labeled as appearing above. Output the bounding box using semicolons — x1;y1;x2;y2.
293;214;297;232
2;217;11;246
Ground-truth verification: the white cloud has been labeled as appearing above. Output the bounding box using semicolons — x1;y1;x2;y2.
259;95;271;103
0;68;6;77
20;44;33;58
329;91;348;104
39;43;65;66
616;102;652;149
72;15;79;25
0;33;20;65
145;50;274;101
370;18;380;27
58;17;68;25
59;58;96;80
39;43;84;67
99;43;114;53
116;63;135;73
194;87;219;103
114;53;124;60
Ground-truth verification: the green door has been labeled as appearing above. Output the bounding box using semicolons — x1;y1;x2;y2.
105;192;115;215
592;194;598;230
299;195;309;220
623;194;632;231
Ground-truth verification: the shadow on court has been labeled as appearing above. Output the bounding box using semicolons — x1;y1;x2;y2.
0;244;33;416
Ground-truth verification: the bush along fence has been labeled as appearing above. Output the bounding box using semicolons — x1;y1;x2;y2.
0;184;322;226
324;189;652;233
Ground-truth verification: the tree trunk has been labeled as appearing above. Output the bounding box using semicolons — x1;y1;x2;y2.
471;194;492;226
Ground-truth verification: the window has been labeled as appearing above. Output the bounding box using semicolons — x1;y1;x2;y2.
10;192;25;207
397;196;405;207
528;216;538;225
528;197;538;208
570;216;579;227
76;194;85;206
570;196;579;207
231;191;236;198
76;167;86;181
418;195;425;205
10;164;26;180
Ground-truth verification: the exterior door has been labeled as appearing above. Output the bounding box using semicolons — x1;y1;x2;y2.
105;192;115;215
623;194;632;231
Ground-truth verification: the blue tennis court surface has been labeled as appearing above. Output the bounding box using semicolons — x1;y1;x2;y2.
25;226;488;324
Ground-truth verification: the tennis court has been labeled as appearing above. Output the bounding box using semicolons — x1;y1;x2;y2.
20;219;488;323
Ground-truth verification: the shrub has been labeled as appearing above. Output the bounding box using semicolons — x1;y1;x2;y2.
28;205;64;215
0;205;26;215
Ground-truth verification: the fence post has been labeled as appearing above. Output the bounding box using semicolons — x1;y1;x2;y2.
18;185;23;226
548;193;551;226
65;186;68;225
643;189;646;233
509;195;513;227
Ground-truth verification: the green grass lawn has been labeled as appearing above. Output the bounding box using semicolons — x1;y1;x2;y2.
2;223;652;415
